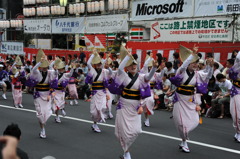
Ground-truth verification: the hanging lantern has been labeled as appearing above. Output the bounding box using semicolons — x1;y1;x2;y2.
42;7;45;15
7;21;10;28
69;4;74;14
28;8;32;16
56;5;61;15
100;1;104;12
73;4;77;14
3;21;7;28
45;6;50;15
1;21;4;28
10;20;14;27
53;6;57;15
108;0;114;11
51;6;54;15
91;2;95;13
17;20;22;28
60;7;65;15
29;8;32;16
36;8;39;15
95;1;100;12
113;0;118;10
31;8;35;16
76;3;81;14
23;8;26;16
119;0;123;9
2;21;5;28
54;6;58;15
123;0;128;9
87;2;91;13
0;21;3;28
80;3;85;13
25;9;29;16
39;7;43;16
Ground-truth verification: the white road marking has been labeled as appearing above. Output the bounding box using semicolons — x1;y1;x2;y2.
0;104;240;154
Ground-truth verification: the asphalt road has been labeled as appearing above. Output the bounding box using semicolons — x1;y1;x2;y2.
0;92;239;159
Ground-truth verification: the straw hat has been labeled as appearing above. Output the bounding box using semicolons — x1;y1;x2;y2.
36;49;50;68
15;56;23;66
91;51;102;65
106;58;113;65
179;45;199;63
145;55;153;67
12;67;18;75
120;45;137;67
54;58;65;69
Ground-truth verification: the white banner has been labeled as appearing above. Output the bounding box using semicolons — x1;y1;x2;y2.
0;42;24;55
52;17;85;34
32;39;52;49
85;14;129;33
24;19;51;33
131;0;193;21
151;17;233;42
195;0;240;16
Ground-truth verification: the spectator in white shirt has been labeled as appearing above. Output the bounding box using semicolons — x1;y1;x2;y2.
211;74;232;119
163;62;175;76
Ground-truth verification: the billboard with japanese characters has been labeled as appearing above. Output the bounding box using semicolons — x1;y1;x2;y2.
195;0;240;16
52;17;85;34
24;19;51;34
85;14;129;34
131;0;194;21
150;17;233;42
0;42;24;55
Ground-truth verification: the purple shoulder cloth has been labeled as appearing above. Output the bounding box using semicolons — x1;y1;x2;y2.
85;75;93;84
25;77;38;87
169;74;183;87
140;84;151;99
107;78;124;95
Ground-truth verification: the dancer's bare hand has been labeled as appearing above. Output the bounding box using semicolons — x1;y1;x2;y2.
196;105;201;111
137;106;143;114
192;44;199;55
153;60;158;68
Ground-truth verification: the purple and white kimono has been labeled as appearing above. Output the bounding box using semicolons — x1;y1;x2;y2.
114;56;156;152
52;70;73;112
140;57;164;115
26;62;58;124
86;54;112;123
229;52;240;134
171;55;213;140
